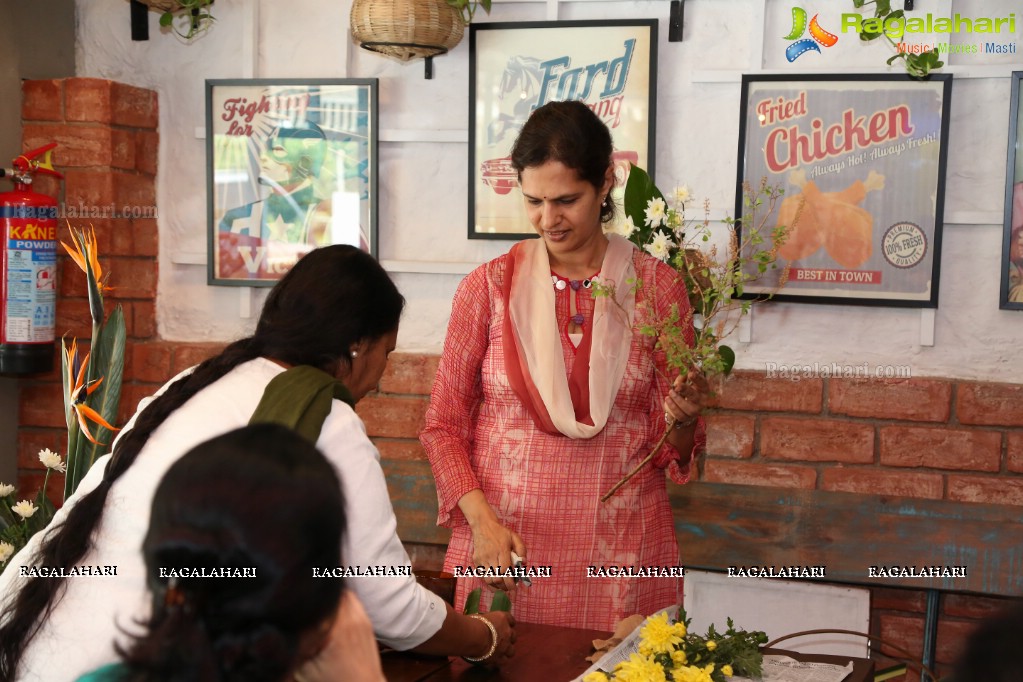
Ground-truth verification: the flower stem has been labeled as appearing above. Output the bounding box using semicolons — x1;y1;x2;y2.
600;423;673;502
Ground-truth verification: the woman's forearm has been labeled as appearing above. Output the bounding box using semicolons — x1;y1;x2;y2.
410;602;492;658
457;489;498;530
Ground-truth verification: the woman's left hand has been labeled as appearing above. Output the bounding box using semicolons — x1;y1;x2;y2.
663;370;708;427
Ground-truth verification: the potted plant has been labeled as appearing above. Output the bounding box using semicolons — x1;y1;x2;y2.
134;0;215;40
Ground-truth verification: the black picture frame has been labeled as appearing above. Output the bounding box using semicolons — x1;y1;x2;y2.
735;73;953;308
468;19;657;240
205;78;378;286
1000;71;1023;311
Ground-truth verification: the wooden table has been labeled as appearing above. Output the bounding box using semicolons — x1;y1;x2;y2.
380;624;876;682
380;621;599;681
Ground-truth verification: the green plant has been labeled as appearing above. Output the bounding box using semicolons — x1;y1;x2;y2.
159;0;215;40
0;451;62;569
61;226;126;499
598;167;794;501
445;0;491;25
851;0;944;79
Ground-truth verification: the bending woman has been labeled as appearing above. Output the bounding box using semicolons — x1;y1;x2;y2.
77;423;384;682
422;101;707;630
0;245;514;681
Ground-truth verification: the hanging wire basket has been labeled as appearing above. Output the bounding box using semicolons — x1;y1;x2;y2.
350;0;466;62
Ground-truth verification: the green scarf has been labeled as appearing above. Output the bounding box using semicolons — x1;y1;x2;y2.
248;365;355;443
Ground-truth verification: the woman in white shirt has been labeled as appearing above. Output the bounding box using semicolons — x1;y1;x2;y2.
0;245;515;681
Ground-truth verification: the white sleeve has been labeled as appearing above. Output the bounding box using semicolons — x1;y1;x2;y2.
316;402;446;650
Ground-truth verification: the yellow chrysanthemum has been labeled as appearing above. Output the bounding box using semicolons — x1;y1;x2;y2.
613;653;668;682
721;664;734;677
638;612;685;655
672;665;713;682
670;649;688;667
583;673;611;682
705;640;717;651
672;621;687;637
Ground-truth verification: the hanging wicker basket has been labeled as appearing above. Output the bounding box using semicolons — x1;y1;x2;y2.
350;0;466;62
135;0;186;13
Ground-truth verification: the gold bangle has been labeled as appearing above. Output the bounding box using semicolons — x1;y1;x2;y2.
463;613;499;663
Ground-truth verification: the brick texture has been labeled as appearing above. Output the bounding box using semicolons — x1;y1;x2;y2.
374;439;429;462
946;475;1023;506
705;414;755;458
1008;432;1023;473
709;371;823;413
703;460;817;489
761;416;874;463
829;378;952;422
356;395;430;439
65;78;114;123
22;79;64;121
879;426;1001;472
379;354;441;395
821;468;943;499
957;382;1023;426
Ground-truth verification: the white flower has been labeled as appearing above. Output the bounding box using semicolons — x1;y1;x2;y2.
620;215;638;239
673;184;692;204
0;483;14;498
644;231;676;262
11;500;38;520
644;197;667;228
38;448;65;473
0;541;13;564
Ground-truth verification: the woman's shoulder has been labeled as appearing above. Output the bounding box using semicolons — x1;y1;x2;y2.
459;252;512;294
632;247;680;283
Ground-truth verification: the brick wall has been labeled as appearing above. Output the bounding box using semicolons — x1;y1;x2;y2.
14;77;170;500
13;78;1022;678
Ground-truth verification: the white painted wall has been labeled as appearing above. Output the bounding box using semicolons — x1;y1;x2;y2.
75;0;1023;381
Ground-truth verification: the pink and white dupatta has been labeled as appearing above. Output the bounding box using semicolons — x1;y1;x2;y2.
502;234;636;439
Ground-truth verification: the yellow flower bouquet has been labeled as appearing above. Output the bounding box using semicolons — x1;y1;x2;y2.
585;608;767;682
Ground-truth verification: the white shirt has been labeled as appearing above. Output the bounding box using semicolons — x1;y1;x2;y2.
0;358;445;681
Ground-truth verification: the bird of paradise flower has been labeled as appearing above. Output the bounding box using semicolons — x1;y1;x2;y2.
60;225;125;498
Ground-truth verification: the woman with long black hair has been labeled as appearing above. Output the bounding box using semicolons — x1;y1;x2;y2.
0;245;514;681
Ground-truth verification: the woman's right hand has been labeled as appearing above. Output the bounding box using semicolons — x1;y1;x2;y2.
459;490;526;592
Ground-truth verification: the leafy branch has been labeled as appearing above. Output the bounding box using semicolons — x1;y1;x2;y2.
852;0;944;79
598;169;797;501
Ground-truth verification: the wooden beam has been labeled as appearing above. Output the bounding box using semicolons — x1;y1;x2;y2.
669;481;1023;597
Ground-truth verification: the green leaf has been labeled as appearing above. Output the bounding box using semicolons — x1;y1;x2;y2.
622;164;665;239
718;345;736;375
463;587;481;614
490;590;512;612
159;11;174;27
875;0;891;14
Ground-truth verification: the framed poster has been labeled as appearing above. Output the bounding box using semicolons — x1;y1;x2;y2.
735;74;952;307
206;78;378;286
469;20;657;240
1001;71;1023;311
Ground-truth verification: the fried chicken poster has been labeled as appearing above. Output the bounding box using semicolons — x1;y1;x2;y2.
737;76;951;305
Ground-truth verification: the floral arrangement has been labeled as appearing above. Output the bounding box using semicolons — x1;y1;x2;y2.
0;225;124;570
584;608;767;682
0;449;65;567
599;166;795;500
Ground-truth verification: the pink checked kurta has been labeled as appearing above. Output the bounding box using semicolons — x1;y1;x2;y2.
421;247;706;631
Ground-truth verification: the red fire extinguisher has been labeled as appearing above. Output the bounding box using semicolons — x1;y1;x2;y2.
0;143;63;375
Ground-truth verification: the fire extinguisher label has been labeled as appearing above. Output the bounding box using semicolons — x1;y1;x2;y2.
4;229;57;344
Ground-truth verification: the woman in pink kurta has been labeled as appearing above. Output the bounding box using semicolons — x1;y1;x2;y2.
421;101;706;631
